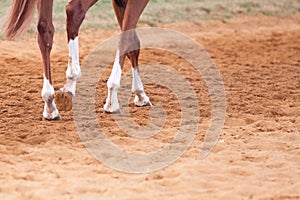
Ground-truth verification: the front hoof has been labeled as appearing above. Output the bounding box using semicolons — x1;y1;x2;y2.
55;91;73;111
103;103;122;114
134;95;152;107
43;112;61;121
104;109;122;114
59;87;75;99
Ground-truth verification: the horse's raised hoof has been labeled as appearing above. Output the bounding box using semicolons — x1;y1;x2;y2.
55;91;73;111
59;88;75;99
59;78;76;99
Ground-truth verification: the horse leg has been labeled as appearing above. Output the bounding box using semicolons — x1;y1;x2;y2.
127;31;151;107
104;0;150;113
103;48;124;114
119;0;151;107
60;0;98;97
103;1;126;113
38;0;60;120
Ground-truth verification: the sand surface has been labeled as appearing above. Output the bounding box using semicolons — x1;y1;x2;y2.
0;15;299;199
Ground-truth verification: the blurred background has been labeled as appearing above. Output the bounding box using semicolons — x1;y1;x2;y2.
0;0;299;36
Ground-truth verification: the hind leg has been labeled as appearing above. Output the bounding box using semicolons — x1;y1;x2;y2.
118;0;151;107
103;49;123;114
104;0;150;113
127;33;151;107
38;0;60;120
60;0;98;97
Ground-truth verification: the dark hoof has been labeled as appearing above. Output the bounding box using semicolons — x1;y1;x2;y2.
145;101;152;107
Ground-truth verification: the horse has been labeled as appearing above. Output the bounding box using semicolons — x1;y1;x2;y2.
4;0;151;120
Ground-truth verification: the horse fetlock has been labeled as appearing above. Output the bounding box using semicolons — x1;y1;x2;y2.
41;76;55;103
107;80;120;90
66;62;81;79
42;91;54;103
60;78;77;98
42;91;61;120
132;88;144;96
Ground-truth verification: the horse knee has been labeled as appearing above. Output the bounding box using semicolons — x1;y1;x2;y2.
66;2;85;39
37;20;54;48
120;31;140;66
66;3;75;19
120;31;140;57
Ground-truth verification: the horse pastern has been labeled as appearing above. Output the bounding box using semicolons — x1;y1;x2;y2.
59;86;75;98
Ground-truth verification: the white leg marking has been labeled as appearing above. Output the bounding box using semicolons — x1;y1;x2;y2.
42;75;60;120
104;50;122;113
66;37;81;79
60;37;81;97
41;75;55;102
131;67;151;107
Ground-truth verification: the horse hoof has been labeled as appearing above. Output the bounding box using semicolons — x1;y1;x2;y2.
43;113;62;121
133;94;152;107
104;108;122;114
135;100;152;107
55;91;73;111
144;101;152;107
59;87;75;99
53;114;62;120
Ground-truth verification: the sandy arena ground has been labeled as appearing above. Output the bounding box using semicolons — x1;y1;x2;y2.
0;15;299;199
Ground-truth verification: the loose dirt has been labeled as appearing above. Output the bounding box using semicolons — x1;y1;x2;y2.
0;15;299;199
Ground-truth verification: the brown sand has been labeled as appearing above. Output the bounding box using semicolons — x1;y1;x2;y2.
0;16;299;199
